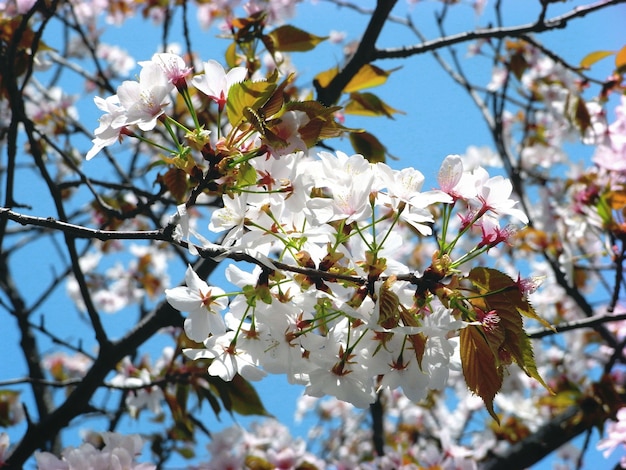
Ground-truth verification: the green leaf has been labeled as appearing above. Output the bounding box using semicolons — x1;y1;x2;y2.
345;92;405;118
580;50;614;69
266;25;327;52
519;331;551;391
350;131;386;163
237;162;258;187
226;78;277;127
460;325;503;422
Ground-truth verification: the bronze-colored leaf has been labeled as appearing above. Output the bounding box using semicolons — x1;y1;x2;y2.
460;325;503;422
162;168;188;203
266;25;327;52
349;131;386;163
345;92;404;118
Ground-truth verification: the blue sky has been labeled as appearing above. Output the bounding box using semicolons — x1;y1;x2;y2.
2;0;626;468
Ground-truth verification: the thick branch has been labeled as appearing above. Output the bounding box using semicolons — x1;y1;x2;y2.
315;0;398;106
479;399;616;470
3;258;224;467
0;207;172;241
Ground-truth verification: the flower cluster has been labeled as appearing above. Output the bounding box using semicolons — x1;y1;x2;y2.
164;145;537;409
84;51;539;411
197;420;325;469
35;432;154;470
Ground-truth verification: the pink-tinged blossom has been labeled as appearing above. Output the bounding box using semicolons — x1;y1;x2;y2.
306;154;375;225
10;0;37;14
145;52;192;92
41;351;92;380
117;61;173;131
438;154;465;198
593;95;626;172
329;29;346;43
380;351;430;403
192;59;247;112
477;219;517;249
597;406;626;468
35;432;155;470
96;44;136;78
515;273;544;298
267;110;309;156
487;66;508;92
165;265;228;342
306;365;376;409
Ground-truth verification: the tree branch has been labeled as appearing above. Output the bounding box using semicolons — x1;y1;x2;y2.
374;0;626;60
315;0;398;106
480;396;620;470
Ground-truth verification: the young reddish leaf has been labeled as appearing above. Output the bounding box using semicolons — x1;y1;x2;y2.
345;92;405;118
468;267;553;331
509;51;528;81
460;325;503;422
162;168;188;203
349;131;386;163
572;96;591;134
315;65;397;94
579;50;614;69
377;280;400;329
615;44;626;72
407;330;427;369
468;267;553;393
266;25;327;52
606;189;626;210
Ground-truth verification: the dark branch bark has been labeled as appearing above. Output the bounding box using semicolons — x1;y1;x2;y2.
374;0;626;60
3;258;221;467
315;0;398;106
480;400;616;470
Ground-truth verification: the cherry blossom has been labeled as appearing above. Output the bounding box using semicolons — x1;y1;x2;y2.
35;432;155;470
116;61;173;131
192;59;247;112
597;406;626;468
165;265;228;342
